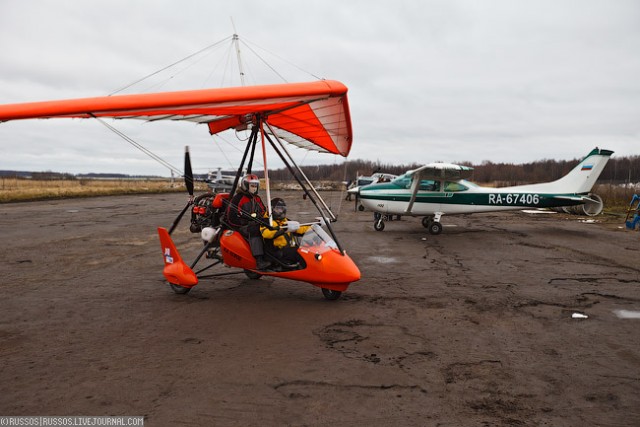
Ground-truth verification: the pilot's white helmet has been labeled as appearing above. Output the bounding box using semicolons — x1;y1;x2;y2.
241;174;260;193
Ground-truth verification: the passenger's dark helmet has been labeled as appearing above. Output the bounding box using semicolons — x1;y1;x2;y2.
240;174;260;193
271;198;287;220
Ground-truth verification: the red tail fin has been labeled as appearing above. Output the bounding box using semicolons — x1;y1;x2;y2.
157;227;198;287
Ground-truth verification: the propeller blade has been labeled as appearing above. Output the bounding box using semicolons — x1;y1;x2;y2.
168;146;195;235
184;146;194;196
168;202;191;235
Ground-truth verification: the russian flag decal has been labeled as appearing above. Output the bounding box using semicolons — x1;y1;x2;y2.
581;164;593;171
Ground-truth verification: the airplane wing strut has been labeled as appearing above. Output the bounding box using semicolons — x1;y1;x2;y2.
404;171;422;215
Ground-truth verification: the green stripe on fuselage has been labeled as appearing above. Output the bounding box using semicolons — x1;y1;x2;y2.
359;191;583;208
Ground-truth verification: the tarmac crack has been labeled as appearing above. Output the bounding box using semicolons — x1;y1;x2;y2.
314;320;433;368
549;276;639;285
580;291;640;302
272;379;428;398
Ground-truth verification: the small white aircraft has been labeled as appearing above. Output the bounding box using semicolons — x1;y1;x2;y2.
347;171;397;211
206;167;235;193
353;147;613;234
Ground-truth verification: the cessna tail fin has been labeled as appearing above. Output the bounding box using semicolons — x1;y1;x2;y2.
157;227;198;287
503;148;613;194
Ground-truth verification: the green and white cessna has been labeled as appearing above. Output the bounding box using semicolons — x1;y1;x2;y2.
353;148;613;234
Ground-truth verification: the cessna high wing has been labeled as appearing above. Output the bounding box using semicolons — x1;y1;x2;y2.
353;148;613;234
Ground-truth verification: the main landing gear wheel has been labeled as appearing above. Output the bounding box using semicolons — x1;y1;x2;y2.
428;221;443;235
321;288;342;300
374;218;385;231
421;217;443;235
244;270;263;280
169;283;192;294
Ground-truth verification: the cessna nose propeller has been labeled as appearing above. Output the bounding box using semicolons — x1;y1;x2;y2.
168;146;195;235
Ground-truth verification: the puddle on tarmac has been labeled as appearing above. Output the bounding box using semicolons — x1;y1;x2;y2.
613;310;640;319
368;256;398;264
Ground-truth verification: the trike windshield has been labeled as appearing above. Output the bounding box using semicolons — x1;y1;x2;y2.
298;224;338;254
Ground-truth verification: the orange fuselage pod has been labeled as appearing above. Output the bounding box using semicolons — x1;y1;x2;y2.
219;230;260;270
279;247;361;292
157;227;198;287
219;230;361;292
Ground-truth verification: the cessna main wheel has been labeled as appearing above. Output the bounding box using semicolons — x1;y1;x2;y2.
428;221;443;235
374;218;385;231
321;288;342;300
169;283;192;294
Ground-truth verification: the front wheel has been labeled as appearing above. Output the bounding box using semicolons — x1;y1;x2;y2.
169;283;192;294
374;218;385;231
321;288;342;300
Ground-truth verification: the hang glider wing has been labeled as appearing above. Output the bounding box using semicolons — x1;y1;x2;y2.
0;80;353;156
407;163;474;181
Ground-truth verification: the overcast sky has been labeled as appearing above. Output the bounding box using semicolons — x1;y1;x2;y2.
1;0;639;176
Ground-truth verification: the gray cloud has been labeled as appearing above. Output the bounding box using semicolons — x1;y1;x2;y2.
1;0;639;175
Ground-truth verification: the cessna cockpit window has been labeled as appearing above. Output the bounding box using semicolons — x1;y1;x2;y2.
392;175;412;189
419;180;440;191
444;181;469;192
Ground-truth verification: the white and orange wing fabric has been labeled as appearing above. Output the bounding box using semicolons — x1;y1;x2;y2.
0;80;353;156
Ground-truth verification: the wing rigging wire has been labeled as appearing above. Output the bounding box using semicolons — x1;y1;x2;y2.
239;40;289;83
215;132;264;170
212;134;236;169
327;156;347;217
109;36;233;96
241;37;323;82
93;116;185;178
136;42;233;94
98;32;337;181
218;41;238;88
98;35;251;177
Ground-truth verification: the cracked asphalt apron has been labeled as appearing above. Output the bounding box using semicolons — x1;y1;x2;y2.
1;192;638;426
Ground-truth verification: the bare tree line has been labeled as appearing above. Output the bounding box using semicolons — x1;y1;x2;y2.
267;155;640;185
3;154;638;186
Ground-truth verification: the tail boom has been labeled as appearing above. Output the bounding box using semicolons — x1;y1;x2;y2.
158;227;198;287
501;148;613;194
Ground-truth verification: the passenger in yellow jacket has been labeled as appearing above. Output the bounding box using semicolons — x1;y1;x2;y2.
260;198;311;268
